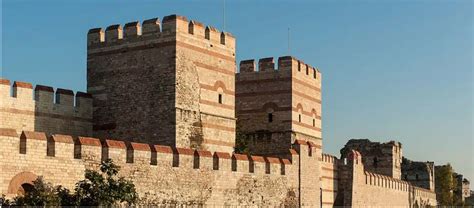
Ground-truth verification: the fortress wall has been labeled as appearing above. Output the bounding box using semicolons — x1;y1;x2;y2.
349;166;437;207
87;18;178;146
236;58;293;133
87;15;236;152
0;79;92;136
235;56;322;156
0;129;327;206
321;153;339;207
172;15;236;152
289;57;322;141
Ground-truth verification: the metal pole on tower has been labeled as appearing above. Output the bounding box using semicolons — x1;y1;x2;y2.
288;27;291;54
223;0;226;31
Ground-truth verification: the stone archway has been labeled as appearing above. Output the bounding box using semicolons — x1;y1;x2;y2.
7;171;38;195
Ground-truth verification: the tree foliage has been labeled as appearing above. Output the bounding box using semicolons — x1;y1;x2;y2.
9;159;138;206
435;163;457;206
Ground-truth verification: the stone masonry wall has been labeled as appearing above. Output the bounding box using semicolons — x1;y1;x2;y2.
401;157;435;191
173;16;236;153
235;56;322;156
0;79;92;137
337;150;437;207
341;139;402;179
0;128;323;207
87;17;178;147
321;153;339;207
87;15;236;153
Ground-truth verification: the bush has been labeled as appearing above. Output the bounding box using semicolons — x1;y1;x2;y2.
12;159;138;206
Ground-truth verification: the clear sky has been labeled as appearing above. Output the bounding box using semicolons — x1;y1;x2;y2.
1;0;473;181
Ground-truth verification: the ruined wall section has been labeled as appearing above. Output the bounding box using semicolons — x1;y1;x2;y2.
336;150;436;207
341;139;402;179
0;129;323;206
401;157;435;191
171;15;236;152
321;153;339;207
235;56;321;156
0;79;92;136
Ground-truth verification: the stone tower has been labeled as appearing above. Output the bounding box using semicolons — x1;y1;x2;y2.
87;15;236;152
340;139;402;179
235;56;322;156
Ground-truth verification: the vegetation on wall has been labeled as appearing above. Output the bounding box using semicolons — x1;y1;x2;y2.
0;159;137;206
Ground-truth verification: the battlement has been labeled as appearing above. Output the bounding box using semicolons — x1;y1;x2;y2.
364;171;411;191
322;153;339;164
0;78;92;108
238;56;321;81
87;14;235;51
0;78;92;136
0;128;322;176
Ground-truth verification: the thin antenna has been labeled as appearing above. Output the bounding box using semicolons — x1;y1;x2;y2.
288;27;291;54
223;0;226;31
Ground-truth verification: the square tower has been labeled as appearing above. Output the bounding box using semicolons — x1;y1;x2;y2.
87;15;236;152
235;56;322;156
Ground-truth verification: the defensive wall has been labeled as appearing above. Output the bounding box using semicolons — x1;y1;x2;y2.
341;139;402;179
0;128;321;207
0;13;441;207
321;153;339;207
87;15;236;153
336;150;437;207
236;56;322;156
0;78;92;137
401;157;435;191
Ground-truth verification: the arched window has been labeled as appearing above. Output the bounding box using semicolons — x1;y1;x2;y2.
268;113;273;123
220;32;226;45
188;22;194;34
298;114;302;123
218;94;223;104
373;157;378;168
205;27;210;40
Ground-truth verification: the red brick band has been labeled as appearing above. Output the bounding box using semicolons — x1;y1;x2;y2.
21;131;47;140
50;134;74;144
199;99;234;110
13;81;33;89
195;62;235;76
0;128;18;137
214;152;231;159
78;137;101;146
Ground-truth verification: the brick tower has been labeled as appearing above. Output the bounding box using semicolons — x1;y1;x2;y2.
87;15;236;152
235;56;322;156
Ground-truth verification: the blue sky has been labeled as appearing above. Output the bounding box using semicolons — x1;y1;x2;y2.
1;0;473;181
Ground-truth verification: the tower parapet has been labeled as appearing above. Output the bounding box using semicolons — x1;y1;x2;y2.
0;78;92;136
235;56;322;156
87;14;236;153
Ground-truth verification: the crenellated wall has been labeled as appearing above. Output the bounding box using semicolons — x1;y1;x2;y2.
335;150;437;207
0;78;92;136
321;153;340;207
235;56;322;156
87;14;236;153
0;128;323;207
